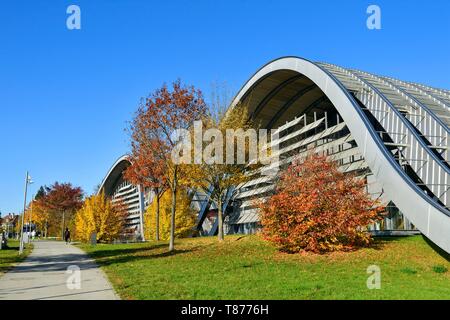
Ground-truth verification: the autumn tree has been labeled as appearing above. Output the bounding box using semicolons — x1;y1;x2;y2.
74;192;126;243
28;186;50;237
23;199;49;237
186;101;258;241
21;185;67;238
35;186;47;200
41;182;84;239
144;188;196;240
128;80;207;251
258;153;385;253
125;139;168;241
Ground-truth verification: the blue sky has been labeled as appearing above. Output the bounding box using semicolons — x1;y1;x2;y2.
0;0;449;215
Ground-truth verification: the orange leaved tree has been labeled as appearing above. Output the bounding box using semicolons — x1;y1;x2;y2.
124;138;168;241
38;182;84;239
127;80;207;251
258;153;384;253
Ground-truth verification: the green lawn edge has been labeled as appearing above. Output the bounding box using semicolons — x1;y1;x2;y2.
0;240;33;276
78;235;450;300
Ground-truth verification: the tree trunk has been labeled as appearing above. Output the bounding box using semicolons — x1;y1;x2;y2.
217;196;224;241
61;211;65;240
169;169;177;252
155;189;160;242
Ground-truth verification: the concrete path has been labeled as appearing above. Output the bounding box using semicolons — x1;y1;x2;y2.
0;240;119;300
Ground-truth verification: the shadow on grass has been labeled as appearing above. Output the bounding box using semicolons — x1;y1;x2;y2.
86;243;167;259
0;247;28;274
367;236;405;251
0;246;19;251
85;243;201;267
422;235;450;262
0;259;20;274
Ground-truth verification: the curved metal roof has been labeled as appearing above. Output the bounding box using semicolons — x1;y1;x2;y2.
230;56;450;253
98;155;131;196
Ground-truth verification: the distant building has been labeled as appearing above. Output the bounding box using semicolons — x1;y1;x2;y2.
1;213;19;238
98;155;147;240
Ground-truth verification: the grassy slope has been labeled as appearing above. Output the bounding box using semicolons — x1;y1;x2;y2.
0;240;33;275
80;235;450;300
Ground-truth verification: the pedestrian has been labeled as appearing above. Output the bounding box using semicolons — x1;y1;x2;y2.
64;228;71;244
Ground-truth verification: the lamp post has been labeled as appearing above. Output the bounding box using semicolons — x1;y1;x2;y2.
19;172;33;254
28;194;34;243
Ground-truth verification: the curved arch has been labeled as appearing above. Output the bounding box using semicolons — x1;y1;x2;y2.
230;56;450;253
98;155;131;196
350;69;450;163
98;154;146;240
322;63;450;206
365;72;450;134
383;77;450;124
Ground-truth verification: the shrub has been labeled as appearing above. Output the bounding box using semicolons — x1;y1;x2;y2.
258;153;384;253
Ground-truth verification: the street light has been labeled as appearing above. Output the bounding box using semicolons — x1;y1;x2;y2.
28;194;35;244
19;171;33;254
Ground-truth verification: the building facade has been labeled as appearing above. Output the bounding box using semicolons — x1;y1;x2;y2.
195;57;450;253
0;213;19;239
99;57;450;253
98;156;146;240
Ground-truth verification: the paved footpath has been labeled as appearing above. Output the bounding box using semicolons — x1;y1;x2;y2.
0;240;119;300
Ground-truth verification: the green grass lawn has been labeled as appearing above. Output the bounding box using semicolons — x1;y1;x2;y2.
0;240;33;275
80;235;450;300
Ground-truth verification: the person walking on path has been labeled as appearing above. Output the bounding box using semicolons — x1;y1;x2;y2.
64;228;71;244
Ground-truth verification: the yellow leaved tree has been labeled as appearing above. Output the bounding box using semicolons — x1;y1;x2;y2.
184;101;259;241
75;192;126;243
144;188;196;241
23;201;51;237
